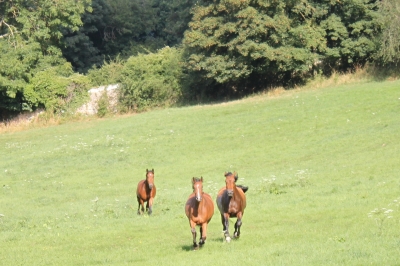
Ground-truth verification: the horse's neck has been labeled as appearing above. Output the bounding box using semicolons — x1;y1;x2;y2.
195;195;208;209
231;186;241;200
144;180;151;191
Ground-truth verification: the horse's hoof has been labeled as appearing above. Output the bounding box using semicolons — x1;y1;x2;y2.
225;236;231;243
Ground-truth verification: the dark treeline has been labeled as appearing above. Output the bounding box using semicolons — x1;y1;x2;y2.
1;0;399;118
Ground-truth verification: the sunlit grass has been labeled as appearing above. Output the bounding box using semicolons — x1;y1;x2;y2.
1;79;400;265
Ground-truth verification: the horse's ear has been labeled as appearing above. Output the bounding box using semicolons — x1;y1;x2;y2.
234;172;238;182
146;169;148;172
201;176;203;182
192;177;196;184
152;168;154;173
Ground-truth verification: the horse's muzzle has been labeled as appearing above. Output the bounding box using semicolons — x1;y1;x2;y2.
148;184;153;190
195;195;202;202
227;190;233;197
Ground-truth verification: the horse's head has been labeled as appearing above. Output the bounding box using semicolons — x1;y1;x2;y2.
192;177;204;202
146;169;155;190
224;172;238;197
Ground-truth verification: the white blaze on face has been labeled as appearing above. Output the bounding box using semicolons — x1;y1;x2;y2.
195;183;202;201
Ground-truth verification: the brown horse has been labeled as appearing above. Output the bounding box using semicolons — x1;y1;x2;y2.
216;172;248;242
136;169;156;215
185;177;214;250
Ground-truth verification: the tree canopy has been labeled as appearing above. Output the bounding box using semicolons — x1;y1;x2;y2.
0;0;90;114
375;0;400;65
182;0;381;96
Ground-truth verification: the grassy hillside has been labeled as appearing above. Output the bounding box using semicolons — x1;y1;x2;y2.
1;79;400;265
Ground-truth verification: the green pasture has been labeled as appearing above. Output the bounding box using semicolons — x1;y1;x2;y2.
1;80;400;265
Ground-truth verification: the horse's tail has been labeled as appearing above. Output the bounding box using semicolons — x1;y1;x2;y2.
237;185;248;193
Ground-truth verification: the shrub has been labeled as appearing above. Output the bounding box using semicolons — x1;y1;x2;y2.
24;63;90;114
119;46;184;112
87;56;125;87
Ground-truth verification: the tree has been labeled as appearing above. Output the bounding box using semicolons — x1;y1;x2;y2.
318;0;381;71
61;0;111;73
182;0;381;98
0;0;90;116
183;0;326;96
375;0;400;65
96;0;160;57
153;0;197;46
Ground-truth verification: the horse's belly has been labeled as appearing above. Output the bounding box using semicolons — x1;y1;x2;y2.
192;217;206;225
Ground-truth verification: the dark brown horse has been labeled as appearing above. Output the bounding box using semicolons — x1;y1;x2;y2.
216;172;248;242
185;177;214;250
136;169;156;215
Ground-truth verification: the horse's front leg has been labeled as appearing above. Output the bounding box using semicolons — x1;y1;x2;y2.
148;197;154;215
199;224;207;246
234;212;243;238
222;213;231;242
189;221;198;250
137;197;144;215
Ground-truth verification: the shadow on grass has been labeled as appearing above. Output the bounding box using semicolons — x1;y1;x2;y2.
181;244;195;251
181;237;223;251
181;236;239;251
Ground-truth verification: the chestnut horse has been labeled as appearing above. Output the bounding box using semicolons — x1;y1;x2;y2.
136;169;156;215
185;177;214;250
216;172;248;242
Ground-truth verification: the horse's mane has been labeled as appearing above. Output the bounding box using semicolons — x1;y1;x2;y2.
225;172;233;177
237;185;249;193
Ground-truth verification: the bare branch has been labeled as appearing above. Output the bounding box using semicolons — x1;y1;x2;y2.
0;19;17;37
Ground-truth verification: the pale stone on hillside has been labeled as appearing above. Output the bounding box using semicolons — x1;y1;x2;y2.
76;84;119;115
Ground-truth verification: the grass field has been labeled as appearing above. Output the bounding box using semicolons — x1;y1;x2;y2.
1;79;400;265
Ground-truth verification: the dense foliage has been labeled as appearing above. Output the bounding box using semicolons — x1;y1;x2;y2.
0;0;90;116
375;0;400;65
183;0;382;96
0;0;399;116
119;47;184;112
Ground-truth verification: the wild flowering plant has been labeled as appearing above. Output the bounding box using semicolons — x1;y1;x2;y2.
368;207;394;236
390;197;400;210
